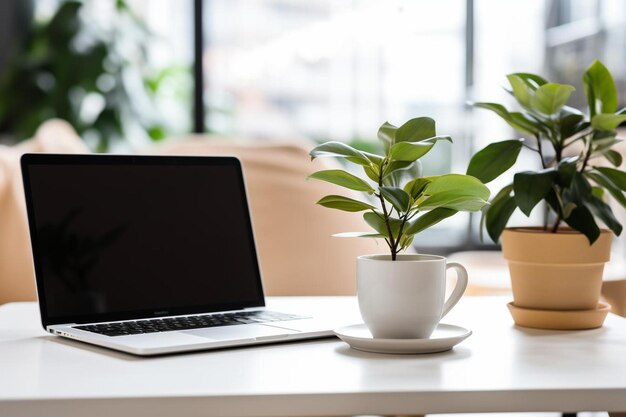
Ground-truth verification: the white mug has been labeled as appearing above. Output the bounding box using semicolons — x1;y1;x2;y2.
357;254;468;339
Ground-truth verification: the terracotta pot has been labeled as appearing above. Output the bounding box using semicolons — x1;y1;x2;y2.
501;227;612;311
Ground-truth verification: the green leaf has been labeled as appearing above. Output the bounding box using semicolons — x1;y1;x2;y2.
604;149;623;167
395;117;436;143
356;151;384;165
530;83;575;115
473;102;541;135
513;169;557;216
583;60;618;118
404;177;431;199
596;167;626;191
485;185;517;243
418;195;488;211
560;173;607;243
563;205;600;244
333;232;385;238
316;195;376;212
466;139;523;183
388;141;432;162
590;113;626;131
309;141;372;166
585;195;622;236
388;136;451;162
507;74;533;108
586;171;626;209
309;170;375;193
363;212;402;239
417;174;490;212
509;72;548;89
377;121;397;152
557;156;578;187
363;164;380;183
380;187;411;213
383;160;422;188
404;208;457;235
424;174;491;200
592;137;622;154
592;186;604;199
398;234;415;251
560;111;585;139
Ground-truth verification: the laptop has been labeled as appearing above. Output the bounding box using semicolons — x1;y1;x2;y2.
21;153;336;356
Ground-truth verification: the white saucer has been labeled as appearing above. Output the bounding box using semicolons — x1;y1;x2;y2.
334;323;472;354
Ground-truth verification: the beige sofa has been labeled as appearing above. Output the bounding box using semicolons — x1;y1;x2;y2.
0;120;381;304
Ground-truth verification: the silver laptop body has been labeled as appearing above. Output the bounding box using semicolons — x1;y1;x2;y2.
21;153;335;356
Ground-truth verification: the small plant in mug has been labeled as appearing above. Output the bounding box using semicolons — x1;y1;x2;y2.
309;117;490;260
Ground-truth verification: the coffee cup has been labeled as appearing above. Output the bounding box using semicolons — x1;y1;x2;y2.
357;254;468;339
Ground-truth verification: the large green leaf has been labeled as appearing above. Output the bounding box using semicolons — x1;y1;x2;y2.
395;117;436;143
561;173;605;243
513;169;557;216
485;185;517;243
530;83;575;116
563;205;600;244
309;170;375;193
583;60;618;118
556;156;578;187
417;174;490;211
404;208;457;235
363;212;402;238
586;171;626;209
398;234;415;251
377;121;397;152
404;177;431;199
418;195;488;211
604;149;623;167
592;137;622;154
509;72;548;89
380;187;411;213
388;136;451;162
596;167;626;191
507;74;533;108
423;174;491;200
473;102;540;135
316;195;376;212
560;111;585;139
363;164;381;183
466;139;523;183
585;195;623;236
590;113;626;131
309;141;372;166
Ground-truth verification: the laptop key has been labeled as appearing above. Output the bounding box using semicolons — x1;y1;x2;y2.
73;311;308;336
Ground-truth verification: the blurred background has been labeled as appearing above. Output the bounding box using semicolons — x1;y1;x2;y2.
1;0;625;254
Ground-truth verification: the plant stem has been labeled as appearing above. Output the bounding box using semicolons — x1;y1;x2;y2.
378;161;397;260
392;213;410;255
551;213;562;233
535;134;547;169
580;132;594;173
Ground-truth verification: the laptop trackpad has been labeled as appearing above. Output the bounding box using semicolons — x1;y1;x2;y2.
182;324;299;341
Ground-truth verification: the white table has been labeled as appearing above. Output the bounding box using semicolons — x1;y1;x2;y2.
2;296;626;417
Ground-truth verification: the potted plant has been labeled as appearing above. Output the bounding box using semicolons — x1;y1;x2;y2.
467;60;626;329
309;117;490;339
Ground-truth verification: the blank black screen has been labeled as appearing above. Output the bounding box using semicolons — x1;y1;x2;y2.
23;156;264;324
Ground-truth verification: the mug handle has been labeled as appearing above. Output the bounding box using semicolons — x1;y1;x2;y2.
441;262;468;318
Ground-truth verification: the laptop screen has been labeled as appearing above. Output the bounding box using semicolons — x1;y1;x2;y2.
21;154;265;326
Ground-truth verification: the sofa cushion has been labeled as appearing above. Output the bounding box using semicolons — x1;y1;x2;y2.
0;120;88;304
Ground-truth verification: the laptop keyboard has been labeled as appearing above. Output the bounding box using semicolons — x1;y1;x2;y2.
74;310;305;337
